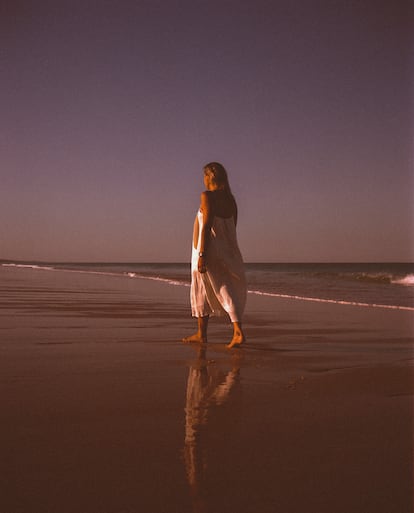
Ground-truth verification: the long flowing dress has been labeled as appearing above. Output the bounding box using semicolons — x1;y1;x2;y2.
190;209;247;323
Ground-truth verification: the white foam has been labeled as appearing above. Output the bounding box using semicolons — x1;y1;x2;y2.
2;263;123;278
2;263;55;271
138;275;190;287
1;263;190;287
122;270;189;287
247;289;414;311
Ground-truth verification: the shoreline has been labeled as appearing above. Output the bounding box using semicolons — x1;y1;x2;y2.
2;261;413;312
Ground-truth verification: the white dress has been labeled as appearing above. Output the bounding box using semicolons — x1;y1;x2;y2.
190;209;246;323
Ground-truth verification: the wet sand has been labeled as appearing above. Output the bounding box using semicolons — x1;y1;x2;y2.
0;266;413;513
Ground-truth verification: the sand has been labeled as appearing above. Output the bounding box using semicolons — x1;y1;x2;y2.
0;266;413;513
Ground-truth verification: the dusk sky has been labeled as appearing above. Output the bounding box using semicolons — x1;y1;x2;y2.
2;0;413;262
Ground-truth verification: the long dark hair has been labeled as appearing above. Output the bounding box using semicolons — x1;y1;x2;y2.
203;162;233;195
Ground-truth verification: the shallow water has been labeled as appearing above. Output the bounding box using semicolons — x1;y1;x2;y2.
2;261;413;309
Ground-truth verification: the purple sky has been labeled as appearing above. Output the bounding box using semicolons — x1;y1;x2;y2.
1;0;413;262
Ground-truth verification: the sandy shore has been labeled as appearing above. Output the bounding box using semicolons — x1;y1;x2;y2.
0;266;413;513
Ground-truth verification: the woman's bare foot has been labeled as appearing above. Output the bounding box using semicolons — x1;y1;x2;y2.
182;333;207;344
183;316;209;344
226;331;245;349
227;321;245;349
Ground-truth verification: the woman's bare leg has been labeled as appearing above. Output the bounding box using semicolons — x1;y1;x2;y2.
182;316;209;343
227;321;245;349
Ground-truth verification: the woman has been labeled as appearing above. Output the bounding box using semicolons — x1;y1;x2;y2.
183;162;247;348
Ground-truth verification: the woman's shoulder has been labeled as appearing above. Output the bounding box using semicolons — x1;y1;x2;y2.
200;190;214;204
200;191;214;213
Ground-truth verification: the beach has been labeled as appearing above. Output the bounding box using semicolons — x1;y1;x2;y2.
1;265;412;513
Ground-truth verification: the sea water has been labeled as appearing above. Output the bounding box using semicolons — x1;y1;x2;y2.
1;261;413;311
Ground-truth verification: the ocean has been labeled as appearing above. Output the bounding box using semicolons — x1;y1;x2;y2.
1;261;413;311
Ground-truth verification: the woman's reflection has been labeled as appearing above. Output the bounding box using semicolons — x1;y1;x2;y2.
184;345;242;512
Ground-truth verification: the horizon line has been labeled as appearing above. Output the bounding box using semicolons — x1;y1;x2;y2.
1;259;413;265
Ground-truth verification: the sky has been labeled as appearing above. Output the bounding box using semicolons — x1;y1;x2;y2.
1;0;413;263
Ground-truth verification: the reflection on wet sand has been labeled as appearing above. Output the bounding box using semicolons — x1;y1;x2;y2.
183;346;242;512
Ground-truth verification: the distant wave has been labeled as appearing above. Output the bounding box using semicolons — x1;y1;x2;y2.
309;271;414;286
247;289;414;311
392;274;414;286
354;272;414;286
